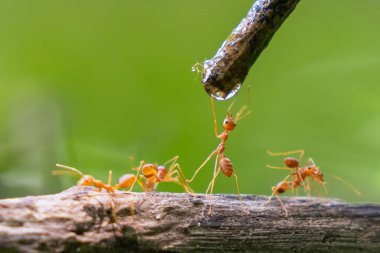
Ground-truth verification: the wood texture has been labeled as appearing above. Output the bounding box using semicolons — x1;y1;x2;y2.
0;187;379;252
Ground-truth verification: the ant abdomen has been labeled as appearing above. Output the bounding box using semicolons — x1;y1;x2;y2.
220;157;234;177
273;181;289;194
116;174;136;189
284;157;300;168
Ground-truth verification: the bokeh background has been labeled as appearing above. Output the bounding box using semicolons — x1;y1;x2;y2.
0;0;379;203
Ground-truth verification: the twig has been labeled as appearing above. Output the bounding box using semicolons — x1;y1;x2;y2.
201;0;300;100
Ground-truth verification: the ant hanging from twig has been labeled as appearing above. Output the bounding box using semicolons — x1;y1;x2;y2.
117;156;194;194
266;150;361;217
186;97;251;213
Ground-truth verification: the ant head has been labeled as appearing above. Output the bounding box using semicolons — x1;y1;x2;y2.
223;113;236;131
142;164;158;181
78;175;94;186
309;166;324;182
284;157;300;168
157;166;167;181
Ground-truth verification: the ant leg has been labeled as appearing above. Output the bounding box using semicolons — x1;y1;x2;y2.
267;150;305;161
165;168;195;195
265;175;291;205
129;199;135;217
136;176;147;192
267;178;290;217
326;172;361;196
304;182;312;197
233;172;248;213
274;192;288;217
207;153;220;197
163;155;179;167
206;169;220;196
165;158;190;185
308;181;323;197
206;154;223;214
294;169;308;194
162;174;195;195
266;187;276;205
211;97;219;137
125;161;144;193
186;149;218;183
265;186;289;217
108;193;118;223
266;164;294;171
105;170;119;222
294;186;298;196
108;170;113;185
206;168;220;214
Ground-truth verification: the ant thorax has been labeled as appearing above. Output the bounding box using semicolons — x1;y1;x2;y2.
219;132;229;141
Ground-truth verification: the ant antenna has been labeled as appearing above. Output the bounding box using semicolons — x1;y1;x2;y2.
327;172;362;196
227;98;237;113
267;150;305;162
53;164;84;177
234;105;250;123
233;85;252;122
192;62;204;81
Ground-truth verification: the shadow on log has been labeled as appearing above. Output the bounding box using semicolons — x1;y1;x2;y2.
0;187;379;252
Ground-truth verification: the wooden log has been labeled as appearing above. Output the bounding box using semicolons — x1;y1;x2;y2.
0;187;379;252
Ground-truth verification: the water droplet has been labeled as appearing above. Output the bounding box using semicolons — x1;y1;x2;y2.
208;83;241;101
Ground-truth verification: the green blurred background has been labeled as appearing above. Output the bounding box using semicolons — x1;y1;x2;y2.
0;0;379;203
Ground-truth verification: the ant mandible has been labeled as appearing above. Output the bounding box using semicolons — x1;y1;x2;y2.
186;97;250;213
117;156;194;194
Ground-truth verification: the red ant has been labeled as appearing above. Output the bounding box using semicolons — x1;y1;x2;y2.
53;164;141;221
266;150;361;217
117;156;194;194
186;97;250;213
53;164;117;192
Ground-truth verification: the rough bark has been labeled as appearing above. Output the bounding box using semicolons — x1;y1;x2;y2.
0;187;379;253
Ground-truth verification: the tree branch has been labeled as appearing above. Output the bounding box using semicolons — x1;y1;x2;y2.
201;0;300;100
0;187;379;252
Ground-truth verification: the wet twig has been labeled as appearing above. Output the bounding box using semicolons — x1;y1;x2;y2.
201;0;300;99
